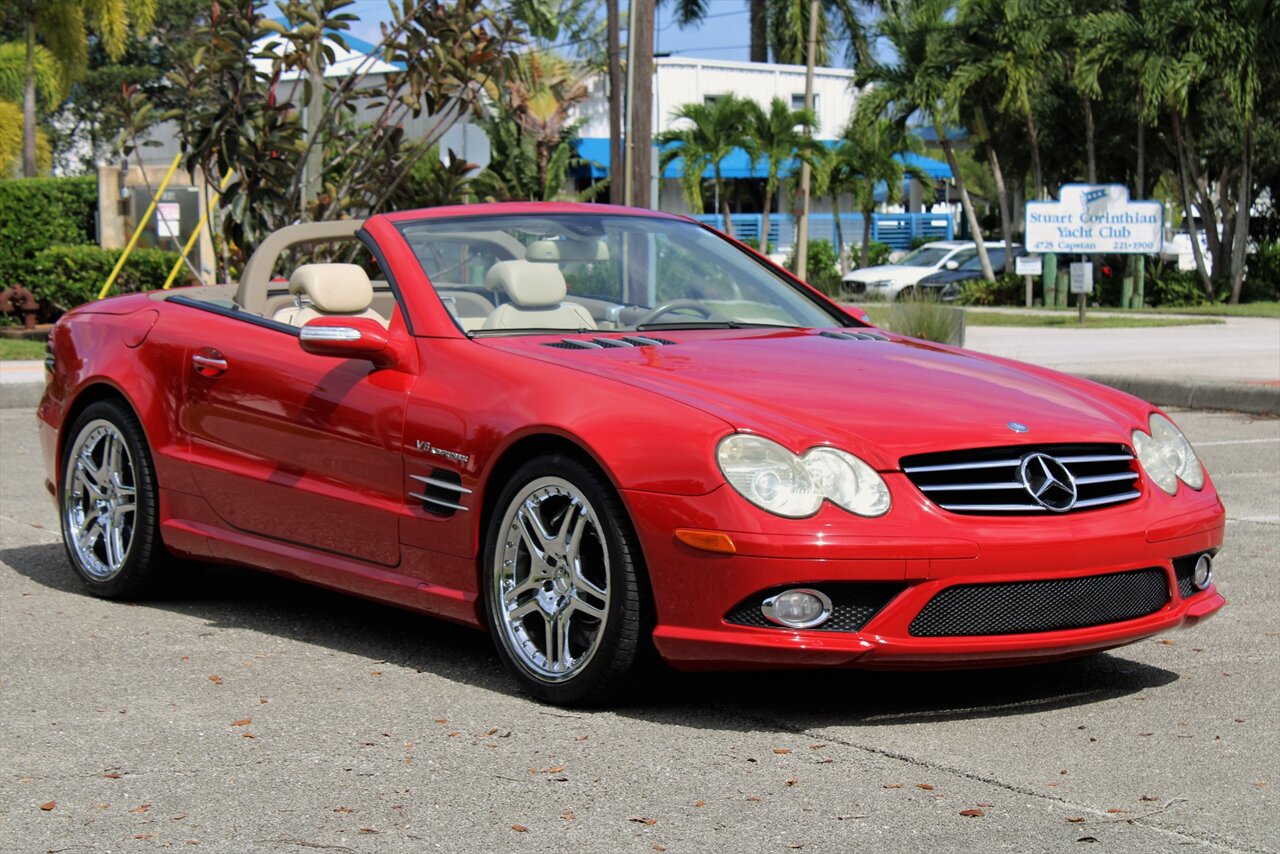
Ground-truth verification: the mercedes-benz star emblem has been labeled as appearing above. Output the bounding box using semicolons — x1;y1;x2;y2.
1019;453;1078;512
1007;421;1029;433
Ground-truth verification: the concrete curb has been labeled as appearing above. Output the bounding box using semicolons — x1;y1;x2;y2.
1084;375;1280;417
3;375;1277;416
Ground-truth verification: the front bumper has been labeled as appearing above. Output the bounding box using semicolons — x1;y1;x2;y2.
623;478;1226;671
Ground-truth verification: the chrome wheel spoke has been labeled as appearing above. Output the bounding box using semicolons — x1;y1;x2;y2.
63;420;138;581
493;476;613;684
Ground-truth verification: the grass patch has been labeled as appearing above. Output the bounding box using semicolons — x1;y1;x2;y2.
0;338;46;360
1123;302;1279;318
965;312;1221;328
854;303;1220;329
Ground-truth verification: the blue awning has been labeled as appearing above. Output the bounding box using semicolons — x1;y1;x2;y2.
572;137;951;182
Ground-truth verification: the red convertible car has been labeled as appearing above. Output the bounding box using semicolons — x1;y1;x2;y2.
38;203;1225;704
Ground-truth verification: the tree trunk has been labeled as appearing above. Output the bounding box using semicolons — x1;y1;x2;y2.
1135;87;1146;198
1182;120;1222;268
1230;122;1251;304
1170;112;1213;296
22;21;38;178
750;0;768;62
607;0;624;204
631;0;655;208
1082;93;1097;183
715;167;735;238
761;178;773;254
1022;94;1043;199
832;193;845;273
974;108;1013;261
860;206;872;269
937;122;994;282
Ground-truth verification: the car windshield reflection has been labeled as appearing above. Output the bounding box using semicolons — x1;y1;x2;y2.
396;214;842;335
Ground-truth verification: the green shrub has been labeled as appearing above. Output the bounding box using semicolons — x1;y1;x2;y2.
848;240;892;269
29;245;187;319
1244;241;1280;302
788;239;842;296
0;176;98;291
1148;268;1220;307
957;272;1024;306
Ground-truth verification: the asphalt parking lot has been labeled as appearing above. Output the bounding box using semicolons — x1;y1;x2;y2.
1;407;1277;853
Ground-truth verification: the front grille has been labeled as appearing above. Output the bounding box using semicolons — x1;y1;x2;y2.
901;443;1140;515
725;583;904;632
543;336;675;350
908;568;1170;637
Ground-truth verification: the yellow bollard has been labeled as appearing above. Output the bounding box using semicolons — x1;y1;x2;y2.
97;151;184;300
162;171;234;289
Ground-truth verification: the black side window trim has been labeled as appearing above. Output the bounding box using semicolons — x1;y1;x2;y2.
168;294;301;336
357;227;414;336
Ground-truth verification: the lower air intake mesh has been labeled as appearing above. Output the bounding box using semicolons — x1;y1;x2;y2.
908;568;1170;637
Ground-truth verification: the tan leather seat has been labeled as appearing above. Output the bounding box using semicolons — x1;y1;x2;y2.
273;264;388;328
481;260;595;331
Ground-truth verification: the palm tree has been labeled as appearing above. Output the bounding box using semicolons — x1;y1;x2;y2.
742;97;824;254
0;41;60;176
951;0;1055;200
827;113;930;270
665;0;872;67
9;0;156;176
858;0;995;281
486;50;593;195
656;94;753;239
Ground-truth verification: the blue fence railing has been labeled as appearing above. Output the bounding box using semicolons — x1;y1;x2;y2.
691;212;955;254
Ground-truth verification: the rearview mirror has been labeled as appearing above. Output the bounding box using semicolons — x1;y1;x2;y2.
299;316;398;368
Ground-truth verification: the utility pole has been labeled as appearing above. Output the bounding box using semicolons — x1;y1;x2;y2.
607;0;624;205
623;0;637;206
631;0;655;209
793;0;819;280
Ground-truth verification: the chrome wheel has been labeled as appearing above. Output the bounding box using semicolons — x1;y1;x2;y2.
63;419;137;581
492;476;611;683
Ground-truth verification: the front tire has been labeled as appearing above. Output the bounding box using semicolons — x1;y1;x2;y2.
483;454;645;705
60;399;165;598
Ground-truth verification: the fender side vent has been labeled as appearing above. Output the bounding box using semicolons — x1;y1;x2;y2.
409;469;471;517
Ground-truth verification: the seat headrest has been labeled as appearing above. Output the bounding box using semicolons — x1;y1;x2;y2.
485;260;567;308
525;239;610;263
288;264;374;314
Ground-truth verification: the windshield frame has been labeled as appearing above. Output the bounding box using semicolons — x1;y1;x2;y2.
392;212;863;337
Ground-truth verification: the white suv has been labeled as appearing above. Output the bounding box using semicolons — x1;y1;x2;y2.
842;241;1005;301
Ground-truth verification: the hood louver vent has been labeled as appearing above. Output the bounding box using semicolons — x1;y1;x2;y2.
820;330;890;341
544;336;676;350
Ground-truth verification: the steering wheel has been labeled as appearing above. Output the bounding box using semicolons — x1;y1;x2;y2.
634;299;717;327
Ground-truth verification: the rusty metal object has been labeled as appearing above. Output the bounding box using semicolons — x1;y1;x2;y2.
0;285;40;329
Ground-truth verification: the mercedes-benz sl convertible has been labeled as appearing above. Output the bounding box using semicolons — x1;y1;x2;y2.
39;203;1225;704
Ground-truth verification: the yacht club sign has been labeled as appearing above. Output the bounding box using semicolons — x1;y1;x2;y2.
1026;184;1162;254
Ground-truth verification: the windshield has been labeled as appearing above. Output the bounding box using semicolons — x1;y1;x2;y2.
396;213;844;335
895;246;952;267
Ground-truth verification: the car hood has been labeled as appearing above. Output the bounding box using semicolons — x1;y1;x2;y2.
482;329;1148;470
843;265;933;284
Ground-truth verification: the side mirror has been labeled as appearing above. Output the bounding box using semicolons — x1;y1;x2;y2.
299;316;399;368
944;260;959;270
844;305;871;324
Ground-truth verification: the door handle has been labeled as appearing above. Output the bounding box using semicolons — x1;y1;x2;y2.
192;352;228;378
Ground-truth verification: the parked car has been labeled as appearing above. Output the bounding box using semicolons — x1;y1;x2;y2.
841;240;1007;301
40;203;1225;705
915;244;1026;300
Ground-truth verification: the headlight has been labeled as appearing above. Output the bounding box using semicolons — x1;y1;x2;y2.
1132;413;1204;495
716;434;891;518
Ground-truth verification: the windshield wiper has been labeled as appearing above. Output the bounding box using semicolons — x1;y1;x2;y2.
634;320;798;331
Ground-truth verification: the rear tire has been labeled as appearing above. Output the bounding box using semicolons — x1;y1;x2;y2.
483;454;646;705
59;400;165;599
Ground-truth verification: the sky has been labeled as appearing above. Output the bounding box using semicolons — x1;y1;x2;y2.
343;0;773;66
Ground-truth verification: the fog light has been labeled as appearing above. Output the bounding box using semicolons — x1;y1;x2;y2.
1193;554;1213;590
761;588;832;629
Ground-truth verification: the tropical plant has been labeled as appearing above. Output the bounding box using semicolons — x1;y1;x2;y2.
656;94;753;238
742;97;824;254
402;147;478;208
829;111;930;269
6;0;157;177
857;0;995;281
665;0;872;67
472;111;602;202
508;0;607;66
